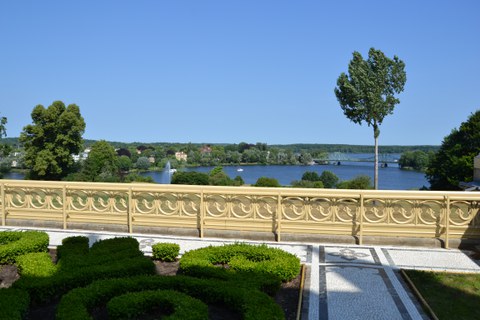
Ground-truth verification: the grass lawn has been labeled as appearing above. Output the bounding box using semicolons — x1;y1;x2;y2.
404;270;480;320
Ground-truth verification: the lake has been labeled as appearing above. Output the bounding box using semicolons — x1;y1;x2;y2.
140;162;429;190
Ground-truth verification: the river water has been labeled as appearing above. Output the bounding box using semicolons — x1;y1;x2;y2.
141;162;429;190
2;155;430;190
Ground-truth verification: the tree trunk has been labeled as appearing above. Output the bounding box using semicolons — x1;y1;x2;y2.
374;135;378;190
373;124;379;190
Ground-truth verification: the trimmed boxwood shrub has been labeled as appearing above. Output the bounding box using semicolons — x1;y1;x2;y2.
0;231;49;264
107;289;208;320
13;236;156;304
152;243;180;262
0;288;30;320
56;275;284;320
180;243;300;282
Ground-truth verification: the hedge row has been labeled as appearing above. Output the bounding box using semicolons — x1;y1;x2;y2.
0;288;30;320
13;236;156;304
0;231;49;264
107;289;208;320
56;275;284;320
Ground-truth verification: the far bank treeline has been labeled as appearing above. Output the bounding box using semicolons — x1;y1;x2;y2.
1;100;461;189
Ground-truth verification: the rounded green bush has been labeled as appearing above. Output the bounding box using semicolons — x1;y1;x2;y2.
107;289;208;320
152;243;180;262
179;243;300;283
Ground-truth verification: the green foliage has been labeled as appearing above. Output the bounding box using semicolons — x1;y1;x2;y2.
233;175;244;186
0;231;49;264
171;171;209;185
301;171;320;182
13;236;155;304
107;289;209;320
20;101;86;180
335;48;406;188
291;180;324;188
152;243;180;262
0;288;30;320
124;173;155;183
254;177;281;187
426;110;480;190
57;275;284;320
319;170;339;188
179;243;300;284
81;140;119;182
118;155;132;172
135;156;151;170
399;150;431;171
336;175;373;189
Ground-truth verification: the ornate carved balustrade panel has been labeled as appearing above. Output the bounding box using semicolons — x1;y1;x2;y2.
1;180;480;245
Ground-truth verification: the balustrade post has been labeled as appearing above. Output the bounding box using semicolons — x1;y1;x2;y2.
276;193;282;242
359;194;364;245
444;196;450;249
62;185;67;229
128;188;133;234
1;183;5;226
199;190;204;238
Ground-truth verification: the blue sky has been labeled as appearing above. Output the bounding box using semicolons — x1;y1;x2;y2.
1;1;479;146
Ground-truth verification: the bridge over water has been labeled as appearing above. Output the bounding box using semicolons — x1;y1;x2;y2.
314;152;400;164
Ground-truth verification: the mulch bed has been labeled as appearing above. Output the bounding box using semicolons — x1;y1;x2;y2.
0;250;302;320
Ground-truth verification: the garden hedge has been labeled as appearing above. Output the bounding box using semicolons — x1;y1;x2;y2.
107;289;208;320
56;275;284;320
13;236;156;304
0;231;49;264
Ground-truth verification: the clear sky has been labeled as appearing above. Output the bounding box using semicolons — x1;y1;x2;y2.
1;1;479;146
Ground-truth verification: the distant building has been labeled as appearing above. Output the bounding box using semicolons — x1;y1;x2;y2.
73;148;90;162
175;152;187;161
459;153;480;191
148;156;155;164
200;145;212;154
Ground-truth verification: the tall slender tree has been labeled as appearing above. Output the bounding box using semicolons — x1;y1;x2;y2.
334;48;406;189
20;101;85;180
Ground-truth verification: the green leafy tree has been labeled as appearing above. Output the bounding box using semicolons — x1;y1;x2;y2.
399;150;431;171
82;140;119;182
20;101;86;180
426;110;480;190
291;180;324;188
335;48;406;189
135;157;151;170
118;155;132;172
171;171;209;185
301;171;321;182
0;115;11;178
254;177;281;187
319;171;339;188
337;175;372;190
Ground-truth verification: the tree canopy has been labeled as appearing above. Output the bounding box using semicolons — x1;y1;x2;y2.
82;140;119;182
426;110;480;190
335;48;406;189
20;101;85;180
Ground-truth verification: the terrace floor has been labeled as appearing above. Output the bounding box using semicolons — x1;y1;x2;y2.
2;226;480;320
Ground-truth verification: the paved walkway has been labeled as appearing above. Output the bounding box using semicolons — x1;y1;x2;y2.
2;226;480;320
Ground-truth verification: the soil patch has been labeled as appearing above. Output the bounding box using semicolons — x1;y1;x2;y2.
0;252;302;320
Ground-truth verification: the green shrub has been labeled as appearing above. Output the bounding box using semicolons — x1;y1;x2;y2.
253;177;281;187
13;236;155;304
179;243;300;294
171;171;209;185
152;243;180;262
107;289;208;320
0;288;30;320
57;275;284;320
0;231;49;264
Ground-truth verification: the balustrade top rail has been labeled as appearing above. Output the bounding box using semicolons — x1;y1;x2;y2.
1;179;480;248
